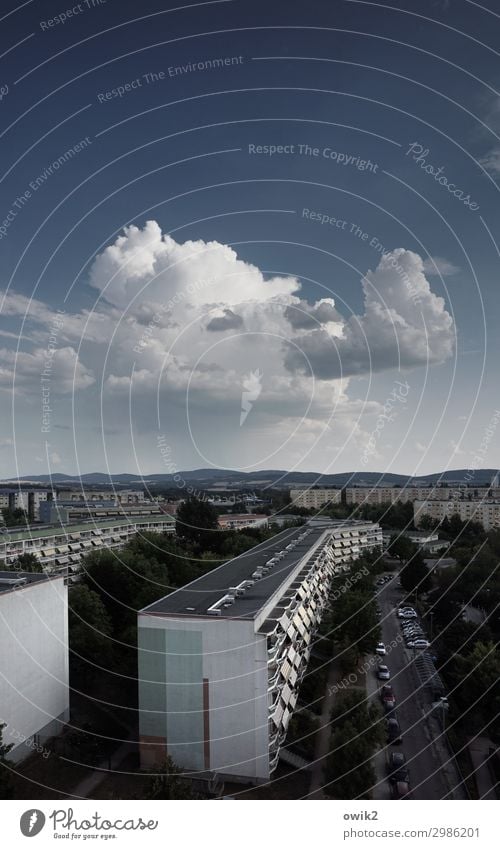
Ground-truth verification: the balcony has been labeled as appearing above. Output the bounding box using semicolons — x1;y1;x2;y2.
269;748;280;773
268;691;281;712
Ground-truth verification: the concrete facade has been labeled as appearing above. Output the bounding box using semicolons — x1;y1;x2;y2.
289;488;342;509
0;515;175;575
0;573;69;761
138;519;382;782
414;499;500;531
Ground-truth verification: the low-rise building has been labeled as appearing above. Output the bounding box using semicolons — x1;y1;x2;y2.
382;528;447;553
382;528;439;545
268;514;305;528
137;518;382;783
289;488;342;509
0;571;69;761
217;514;269;530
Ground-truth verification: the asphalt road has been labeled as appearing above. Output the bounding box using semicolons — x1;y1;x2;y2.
367;577;455;800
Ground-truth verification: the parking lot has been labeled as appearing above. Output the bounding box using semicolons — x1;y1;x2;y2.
367;576;463;800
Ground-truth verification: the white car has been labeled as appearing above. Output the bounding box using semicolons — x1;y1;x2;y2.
398;609;417;619
377;664;390;680
407;639;430;649
376;642;386;656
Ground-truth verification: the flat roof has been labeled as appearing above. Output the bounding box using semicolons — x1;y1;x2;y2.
218;513;267;521
141;519;377;621
0;570;54;595
0;514;175;543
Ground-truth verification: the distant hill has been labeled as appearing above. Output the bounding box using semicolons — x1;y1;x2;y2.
2;468;498;489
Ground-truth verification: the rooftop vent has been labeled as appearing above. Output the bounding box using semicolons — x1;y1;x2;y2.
206;593;235;615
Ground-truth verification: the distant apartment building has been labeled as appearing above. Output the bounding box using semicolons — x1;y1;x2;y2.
40;499;162;524
0;515;175;575
217;514;269;530
0;571;69;761
56;488;145;504
0;489;50;521
346;486;431;505
414;499;500;531
290;488;342;509
138;519;382;783
345;485;500;507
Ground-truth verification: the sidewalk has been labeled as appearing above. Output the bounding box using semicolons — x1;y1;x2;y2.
308;660;338;798
308;655;369;799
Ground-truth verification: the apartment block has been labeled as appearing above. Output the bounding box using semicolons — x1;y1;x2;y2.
56;489;145;503
290;488;342;509
0;571;69;761
345;485;500;506
137;519;382;783
0;489;50;520
39;500;163;524
0;515;175;575
414;499;500;531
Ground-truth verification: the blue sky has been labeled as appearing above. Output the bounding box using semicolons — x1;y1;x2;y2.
0;0;499;477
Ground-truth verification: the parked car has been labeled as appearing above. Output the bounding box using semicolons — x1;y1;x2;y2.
387;752;409;783
392;780;410;798
377;664;390;680
404;630;424;640
386;717;402;744
376;642;386;656
407;639;431;649
380;684;394;700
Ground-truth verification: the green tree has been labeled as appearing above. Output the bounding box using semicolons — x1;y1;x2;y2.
68;585;114;674
0;722;13;800
330;690;384;750
388;533;416;562
325;720;377;799
399;553;432;596
450;642;500;740
147;756;196;799
418;513;441;531
330;590;381;657
126;532;199;587
81;548;170;632
14;552;43;572
176;497;219;546
1;507;27;527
